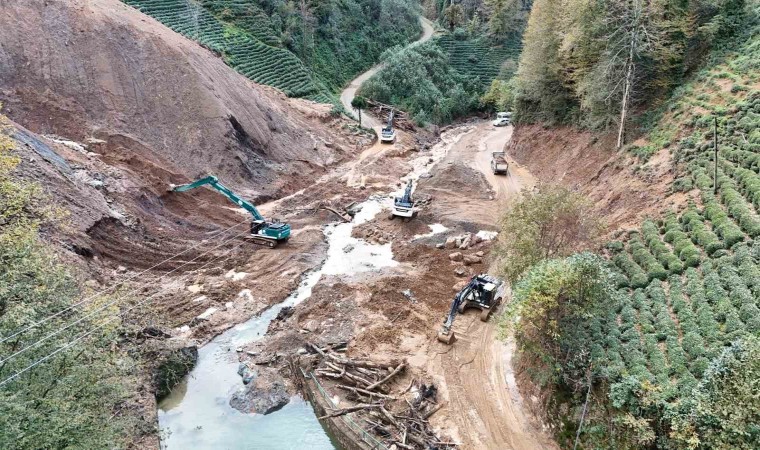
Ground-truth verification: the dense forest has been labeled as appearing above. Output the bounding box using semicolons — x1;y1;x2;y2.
513;0;750;143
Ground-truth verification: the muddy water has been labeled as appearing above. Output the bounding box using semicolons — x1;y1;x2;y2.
158;200;396;449
158;125;472;449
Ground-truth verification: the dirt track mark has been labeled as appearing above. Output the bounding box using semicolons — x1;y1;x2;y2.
422;120;552;449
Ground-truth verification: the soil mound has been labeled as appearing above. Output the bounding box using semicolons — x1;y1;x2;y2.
0;0;348;198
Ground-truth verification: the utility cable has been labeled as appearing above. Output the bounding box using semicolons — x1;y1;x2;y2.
0;238;247;388
0;218;249;345
0;226;250;366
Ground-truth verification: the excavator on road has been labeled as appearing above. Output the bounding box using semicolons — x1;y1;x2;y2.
391;179;417;219
437;274;503;344
169;175;291;248
380;110;396;144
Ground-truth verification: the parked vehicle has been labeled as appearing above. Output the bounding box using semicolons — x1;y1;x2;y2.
492;111;511;127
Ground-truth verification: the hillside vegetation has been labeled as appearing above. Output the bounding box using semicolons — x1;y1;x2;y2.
0;117;145;447
513;0;748;140
122;0;421;103
504;1;760;448
358;0;527;124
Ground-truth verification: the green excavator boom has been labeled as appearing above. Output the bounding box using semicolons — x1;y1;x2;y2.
169;175;291;245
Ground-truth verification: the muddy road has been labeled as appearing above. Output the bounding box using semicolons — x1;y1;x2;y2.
414;122;552;449
218;120;554;450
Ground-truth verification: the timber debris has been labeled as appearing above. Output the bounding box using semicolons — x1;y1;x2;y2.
305;342;454;450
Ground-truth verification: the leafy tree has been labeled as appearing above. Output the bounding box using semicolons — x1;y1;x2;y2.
505;253;618;387
480;78;514;111
484;0;523;38
497;184;604;283
350;95;368;127
0;114;142;447
443;3;465;29
670;336;760;449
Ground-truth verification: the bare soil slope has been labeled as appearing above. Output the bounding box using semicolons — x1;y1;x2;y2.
0;0;367;270
507;125;687;231
0;0;347;200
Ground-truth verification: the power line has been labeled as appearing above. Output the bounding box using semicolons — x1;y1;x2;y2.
0;238;247;388
0;226;250;366
0;219;249;345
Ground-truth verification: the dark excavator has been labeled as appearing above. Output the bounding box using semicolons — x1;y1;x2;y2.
437;274;503;344
169;175;291;248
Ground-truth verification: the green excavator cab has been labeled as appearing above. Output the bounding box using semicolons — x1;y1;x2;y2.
170;175;291;247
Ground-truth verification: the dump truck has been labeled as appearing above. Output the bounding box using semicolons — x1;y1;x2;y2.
490;151;509;175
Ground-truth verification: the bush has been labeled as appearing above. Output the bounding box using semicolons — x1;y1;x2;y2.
642;220;684;274
498;185;604;283
681;206;724;255
628;233;668;281
670;337;760;449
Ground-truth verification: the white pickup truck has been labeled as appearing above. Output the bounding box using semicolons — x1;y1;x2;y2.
492;111;511;127
490;151;509;175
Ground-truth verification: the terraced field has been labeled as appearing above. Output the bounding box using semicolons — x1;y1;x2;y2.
122;0;335;103
569;32;760;446
436;34;521;87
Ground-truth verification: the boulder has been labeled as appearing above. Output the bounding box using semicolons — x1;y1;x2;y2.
448;252;463;262
237;363;257;385
459;234;472;250
444;237;458;249
435;243;445;249
463;255;482;266
229;368;289;415
276;306;294;321
475;251;485;257
454;267;467;277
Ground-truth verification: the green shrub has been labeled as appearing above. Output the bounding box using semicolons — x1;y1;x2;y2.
628;233;668;281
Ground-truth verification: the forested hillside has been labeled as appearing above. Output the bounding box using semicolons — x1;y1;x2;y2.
0;117;145;448
503;1;760;448
123;0;421;102
358;0;528;124
513;0;749;143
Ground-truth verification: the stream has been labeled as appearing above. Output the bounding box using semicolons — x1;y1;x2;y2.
158;203;395;449
158;126;471;449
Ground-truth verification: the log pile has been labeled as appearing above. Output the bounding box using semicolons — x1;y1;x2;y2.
307;343;454;450
366;100;416;132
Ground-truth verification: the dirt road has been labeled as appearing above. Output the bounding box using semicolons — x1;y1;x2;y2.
418;121;551;449
339;16;435;130
418;122;536;226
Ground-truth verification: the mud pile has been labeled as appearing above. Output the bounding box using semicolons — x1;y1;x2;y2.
0;0;368;267
0;0;353;199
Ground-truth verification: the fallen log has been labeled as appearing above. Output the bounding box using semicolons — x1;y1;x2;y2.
318;403;382;419
366;363;405;391
422;402;444;420
337;384;395;400
321;206;351;222
327;353;399;370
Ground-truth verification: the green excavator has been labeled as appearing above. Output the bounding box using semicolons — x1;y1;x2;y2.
169;175;291;248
